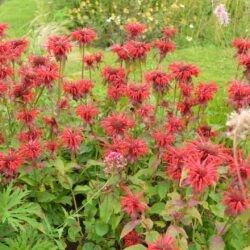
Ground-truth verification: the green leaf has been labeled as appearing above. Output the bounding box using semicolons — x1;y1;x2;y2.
54;157;65;175
35;191;56;203
124;245;146;250
157;182;169;200
95;221;109;236
100;193;114;223
58;175;73;189
210;203;225;218
149;202;165;214
209;235;225;250
145;231;160;243
74;185;91;194
185;207;202;225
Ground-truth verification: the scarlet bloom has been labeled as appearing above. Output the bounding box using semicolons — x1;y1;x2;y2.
168;62;199;83
102;66;126;86
71;27;96;45
107;84;127;100
224;188;249;215
21;140;42;160
145;70;172;94
10;83;34;103
125;22;146;38
238;53;250;80
76;104;98;124
0;149;24;171
127;83;150;105
0;23;8;38
17;109;39;126
124;40;151;61
46;141;59;154
0;64;13;80
29;55;48;68
154;40;175;60
102;113;135;137
93;52;103;64
61;128;83;152
185;155;218;193
177;99;195;116
64;79;94;100
228;80;250;109
179;82;193;97
8;39;28;60
111;44;129;61
232;38;250;55
124;231;143;247
162;27;177;39
120;187;148;219
153;131;175;149
197;125;217;139
0;80;8;96
46;35;72;61
195;82;218;105
165;114;184;133
136;104;155;125
148;234;178;250
44;117;59;135
18;128;42;142
83;54;96;69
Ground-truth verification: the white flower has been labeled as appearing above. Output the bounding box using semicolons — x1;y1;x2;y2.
186;36;193;42
180;4;185;8
189;24;194;29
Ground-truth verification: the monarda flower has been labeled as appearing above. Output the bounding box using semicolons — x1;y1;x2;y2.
147;234;179;250
123;231;143;247
125;22;146;38
168;62;199;83
194;82;218;105
197;125;217;139
29;55;48;68
107;84;127;101
21;140;42;160
223;188;250;216
232;38;250;55
120;187;148;219
71;27;96;46
165;115;184;133
127;83;150;105
228;81;250;109
136;104;155;124
162;27;177;39
18;128;42;142
177;99;195;116
154;40;175;61
17;109;39;126
0;149;24;171
46;35;72;62
0;23;8;38
61;128;83;152
101;113;135;137
8;39;28;60
145;70;172;94
0;64;13;80
153;131;175;149
185;156;218;193
10;84;34;103
83;54;96;69
179;82;194;97
76;104;98;124
104;151;127;175
102;66;126;86
19;66;38;88
111;44;129;62
124;40;151;61
0;80;8;96
63;79;94;100
238;53;250;80
44;117;59;135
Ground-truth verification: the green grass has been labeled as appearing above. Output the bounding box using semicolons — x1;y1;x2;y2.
0;0;37;38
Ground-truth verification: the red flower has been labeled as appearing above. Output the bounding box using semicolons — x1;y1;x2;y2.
169;62;199;83
0;149;24;171
93;52;103;64
61;128;83;152
71;28;96;45
83;54;96;69
125;22;146;38
165;114;184;133
19;66;38;88
46;35;72;61
44;117;59;135
179;82;193;97
18;128;42;142
228;80;250;109
64;79;94;100
177;99;195;116
120;187;148;219
124;40;151;61
127;83;150;105
153;131;175;149
195;82;218;105
0;80;8;96
17;109;39;126
197;125;217;139
147;234;179;250
76;104;98;124
111;44;129;61
0;64;13;80
185;155;218;193
107;85;127;100
8;39;28;60
224;188;249;215
238;53;250;80
46;141;59;154
10;84;34;102
102;113;135;137
154;40;175;60
145;70;172;94
162;27;177;39
136;104;155;124
102;67;126;86
0;23;8;38
232;38;250;55
29;55;48;68
124;231;143;247
21;140;42;160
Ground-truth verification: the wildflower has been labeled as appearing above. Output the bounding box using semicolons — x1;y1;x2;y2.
93;52;103;65
8;39;28;60
0;23;8;38
0;64;13;80
0;149;24;171
21;140;42;160
102;66;126;86
214;4;230;26
104;151;127;175
83;54;96;69
224;188;249;216
107;84;127;100
177;99;195;116
197;125;217;139
238;53;250;80
18;128;42;142
125;22;146;38
168;62;199;83
102;113;135;137
29;55;48;68
154;40;175;61
124;40;151;61
127;83;150;105
46;35;72;62
64;79;94;100
145;70;172;94
166;114;184;133
147;234;179;250
153;131;175;149
76;104;98;124
232;38;250;55
61;128;83;152
194;82;218;105
10;83;34;103
44;117;59;135
17;109;39;126
71;27;96;45
0;81;8;96
120;187;148;219
46;141;59;154
162;27;177;39
111;44;129;61
123;231;143;247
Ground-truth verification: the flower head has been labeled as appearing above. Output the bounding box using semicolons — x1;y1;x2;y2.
76;104;98;124
61;128;83;152
214;4;230;26
148;234;179;250
71;27;96;45
125;22;146;38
